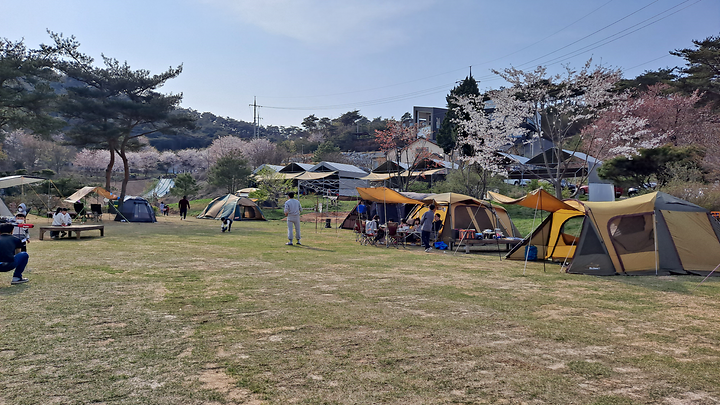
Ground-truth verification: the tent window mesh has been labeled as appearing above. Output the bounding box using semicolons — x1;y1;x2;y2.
609;214;654;254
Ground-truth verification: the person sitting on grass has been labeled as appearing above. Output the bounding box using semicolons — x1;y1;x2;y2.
0;222;29;285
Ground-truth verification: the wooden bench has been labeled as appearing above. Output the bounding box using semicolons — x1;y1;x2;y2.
39;225;105;240
453;237;523;253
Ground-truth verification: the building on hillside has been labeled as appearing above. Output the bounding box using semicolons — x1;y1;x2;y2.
385;138;449;167
279;162;313;174
293;161;368;197
341;151;385;172
413;106;447;141
251;164;284;175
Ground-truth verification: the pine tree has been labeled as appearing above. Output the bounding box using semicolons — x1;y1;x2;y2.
436;75;479;154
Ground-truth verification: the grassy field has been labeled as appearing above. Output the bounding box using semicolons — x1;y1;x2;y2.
2;213;720;404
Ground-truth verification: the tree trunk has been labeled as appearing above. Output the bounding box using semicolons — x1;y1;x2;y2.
105;147;114;191
118;138;131;208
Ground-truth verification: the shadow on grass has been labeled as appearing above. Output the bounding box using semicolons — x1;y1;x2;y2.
291;245;334;252
0;283;30;295
596;273;720;295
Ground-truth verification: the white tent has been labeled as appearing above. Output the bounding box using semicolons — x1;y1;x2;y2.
0;175;46;217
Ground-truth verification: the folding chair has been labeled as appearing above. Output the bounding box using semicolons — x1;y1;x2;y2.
361;223;377;246
386;222;400;249
73;202;86;221
353;219;365;242
90;204;103;222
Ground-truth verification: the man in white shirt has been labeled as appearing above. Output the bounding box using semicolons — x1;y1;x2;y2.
283;192;302;246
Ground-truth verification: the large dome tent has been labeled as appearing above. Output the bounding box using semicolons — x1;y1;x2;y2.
197;194;266;221
114;196;156;222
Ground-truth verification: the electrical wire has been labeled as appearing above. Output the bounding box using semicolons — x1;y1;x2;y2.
256;0;704;112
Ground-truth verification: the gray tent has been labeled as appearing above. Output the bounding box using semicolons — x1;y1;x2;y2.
114;197;157;223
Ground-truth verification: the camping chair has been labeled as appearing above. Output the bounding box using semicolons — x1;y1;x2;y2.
353;219;365;242
73;202;87;222
361;223;377;246
431;221;443;244
386;222;400;249
90;204;103;222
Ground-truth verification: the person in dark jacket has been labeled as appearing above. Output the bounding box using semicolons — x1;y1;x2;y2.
0;222;29;285
419;204;436;252
178;196;190;220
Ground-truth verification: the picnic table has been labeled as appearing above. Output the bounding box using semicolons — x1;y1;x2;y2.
453;237;523;253
38;225;105;240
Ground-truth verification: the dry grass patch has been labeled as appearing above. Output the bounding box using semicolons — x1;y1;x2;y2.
0;215;719;403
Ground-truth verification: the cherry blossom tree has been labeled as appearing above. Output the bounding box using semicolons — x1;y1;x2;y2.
127;148;160;178
176;149;206;173
583;83;720;175
206;135;247;166
73;148;121;175
243;138;283;168
456;60;624;198
158;151;178;174
2;130;43;171
453;90;525;197
374;119;427;191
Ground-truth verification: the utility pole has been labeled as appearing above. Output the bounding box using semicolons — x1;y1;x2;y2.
249;97;261;139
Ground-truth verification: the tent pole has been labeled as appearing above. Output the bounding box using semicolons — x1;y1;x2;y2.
487;203;503;260
541;191;546;273
653;210;659;276
523;189;542;276
383;187;388;248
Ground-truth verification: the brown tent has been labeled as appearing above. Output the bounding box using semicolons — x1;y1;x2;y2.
569;192;720;275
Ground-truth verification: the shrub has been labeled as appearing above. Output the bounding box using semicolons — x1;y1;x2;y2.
660;181;720;211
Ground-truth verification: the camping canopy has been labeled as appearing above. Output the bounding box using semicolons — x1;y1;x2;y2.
488;189;583;213
64;186;118;203
0;175;45;189
357;187;423;205
197;194;266;221
569;192;720;276
340;187;424;228
489;189;586;262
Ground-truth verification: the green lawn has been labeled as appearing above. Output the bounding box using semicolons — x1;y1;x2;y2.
1;214;719;404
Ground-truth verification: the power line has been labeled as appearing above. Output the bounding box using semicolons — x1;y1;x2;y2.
522;0;701;70
515;0;662;69
257;0;703;112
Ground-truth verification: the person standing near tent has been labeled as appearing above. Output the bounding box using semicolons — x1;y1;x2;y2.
357;200;367;220
420;204;436;252
284;192;302;246
0;222;29;285
178;196;190;220
159;201;165;216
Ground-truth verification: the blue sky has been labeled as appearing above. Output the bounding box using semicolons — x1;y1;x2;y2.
4;0;719;128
